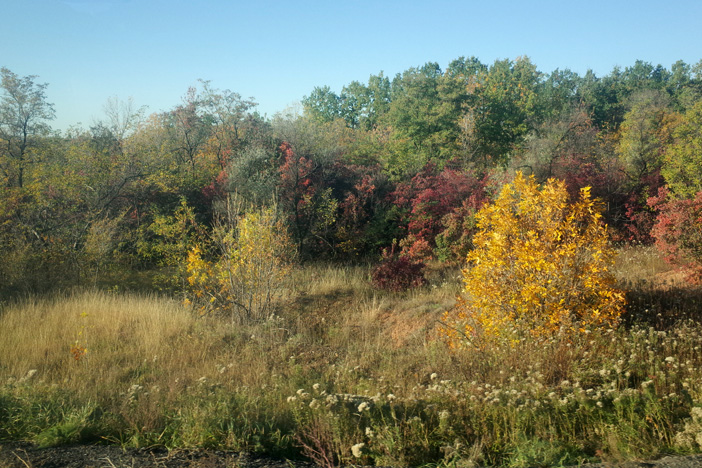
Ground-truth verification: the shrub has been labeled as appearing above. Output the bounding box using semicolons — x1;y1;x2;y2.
648;186;702;282
390;163;491;262
186;204;295;322
441;172;626;348
371;245;426;292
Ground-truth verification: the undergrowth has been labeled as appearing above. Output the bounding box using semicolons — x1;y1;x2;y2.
1;249;702;467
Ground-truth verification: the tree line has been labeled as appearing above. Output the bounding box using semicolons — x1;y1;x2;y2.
1;56;701;297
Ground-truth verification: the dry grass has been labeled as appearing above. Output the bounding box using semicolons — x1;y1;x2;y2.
613;244;676;286
2;249;702;465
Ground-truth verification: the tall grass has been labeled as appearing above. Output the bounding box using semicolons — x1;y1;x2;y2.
1;249;702;466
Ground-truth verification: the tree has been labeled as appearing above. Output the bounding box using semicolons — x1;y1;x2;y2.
390;163;491;262
102;96;145;145
303;86;342;123
0;67;55;188
198;80;257;168
617;90;678;183
384;62;462;172
661;100;702;199
441;173;625;349
277;141;338;256
186;201;295;323
461;57;543;167
164;86;212;175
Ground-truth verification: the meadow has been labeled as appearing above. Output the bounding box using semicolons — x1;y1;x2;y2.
1;245;702;467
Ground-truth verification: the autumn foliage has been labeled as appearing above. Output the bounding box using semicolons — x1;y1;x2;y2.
391;163;491;262
371;244;427;292
648;186;702;282
186;205;294;322
441;173;626;348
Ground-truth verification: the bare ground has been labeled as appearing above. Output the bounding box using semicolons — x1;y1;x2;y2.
2;442;702;468
0;442;315;468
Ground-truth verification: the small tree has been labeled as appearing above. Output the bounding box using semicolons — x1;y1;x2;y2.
0;67;55;188
186;201;295;323
441;172;625;348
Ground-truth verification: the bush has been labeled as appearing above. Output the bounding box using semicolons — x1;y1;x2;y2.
649;186;702;282
186;203;295;322
371;245;426;292
441;172;626;348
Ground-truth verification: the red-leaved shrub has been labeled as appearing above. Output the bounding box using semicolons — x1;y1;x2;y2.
649;186;702;282
371;246;427;292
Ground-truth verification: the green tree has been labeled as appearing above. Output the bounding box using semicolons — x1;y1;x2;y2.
0;67;55;188
617;89;679;182
383;62;464;175
662;100;702;198
302;86;342;123
462;57;543;167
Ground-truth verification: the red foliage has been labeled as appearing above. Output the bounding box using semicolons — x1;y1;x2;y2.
622;171;665;244
649;186;702;282
278;141;316;210
391;163;491;261
340;173;376;225
277;141;319;250
201;169;228;203
371;245;427;292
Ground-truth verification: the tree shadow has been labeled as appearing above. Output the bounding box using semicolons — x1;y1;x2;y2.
622;280;702;329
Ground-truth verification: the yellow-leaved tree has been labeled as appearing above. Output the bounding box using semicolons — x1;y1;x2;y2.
441;172;625;348
186;202;295;323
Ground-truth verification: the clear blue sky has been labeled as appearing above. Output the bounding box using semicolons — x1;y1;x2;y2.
3;0;701;132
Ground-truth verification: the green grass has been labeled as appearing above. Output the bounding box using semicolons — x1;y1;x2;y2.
1;249;702;466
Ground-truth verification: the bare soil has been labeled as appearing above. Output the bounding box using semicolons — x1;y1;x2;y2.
0;442;315;468
2;442;702;468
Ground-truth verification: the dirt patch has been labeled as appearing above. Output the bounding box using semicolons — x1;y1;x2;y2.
3;442;702;468
0;442;315;468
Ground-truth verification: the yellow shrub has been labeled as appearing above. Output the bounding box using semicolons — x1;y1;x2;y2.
186;206;294;323
441;172;625;348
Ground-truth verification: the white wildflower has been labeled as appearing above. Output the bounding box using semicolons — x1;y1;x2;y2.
312;383;321;392
351;443;365;458
129;384;143;393
357;401;369;412
430;372;438;380
365;427;375;437
309;399;320;409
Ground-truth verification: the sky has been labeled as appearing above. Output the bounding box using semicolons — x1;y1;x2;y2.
2;0;701;132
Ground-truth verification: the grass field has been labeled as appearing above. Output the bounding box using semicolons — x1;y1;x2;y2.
1;246;702;467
